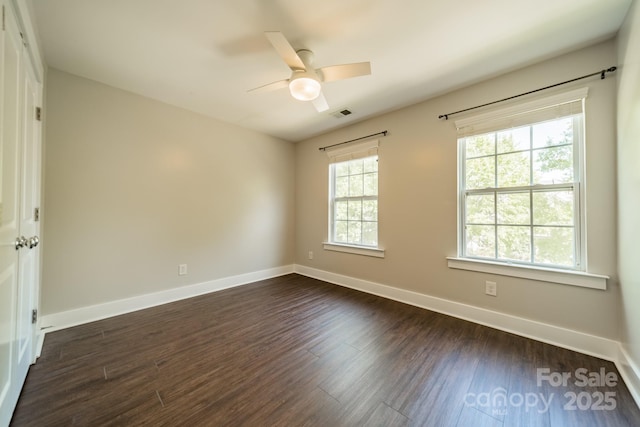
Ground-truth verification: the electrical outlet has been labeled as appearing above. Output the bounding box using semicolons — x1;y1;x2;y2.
485;281;497;296
179;264;187;276
308;251;313;260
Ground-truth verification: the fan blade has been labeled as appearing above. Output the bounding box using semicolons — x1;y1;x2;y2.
319;62;371;82
312;92;329;112
247;79;290;93
265;31;306;70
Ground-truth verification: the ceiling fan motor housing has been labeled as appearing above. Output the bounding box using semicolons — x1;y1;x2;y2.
289;50;321;101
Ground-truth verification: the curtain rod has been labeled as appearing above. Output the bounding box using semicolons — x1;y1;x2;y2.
318;130;388;151
438;66;617;120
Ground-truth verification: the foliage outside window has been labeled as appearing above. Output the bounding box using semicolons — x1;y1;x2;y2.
329;155;378;247
458;93;586;270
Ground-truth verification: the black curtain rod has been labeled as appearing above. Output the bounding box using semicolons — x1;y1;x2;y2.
438;66;617;120
318;130;388;151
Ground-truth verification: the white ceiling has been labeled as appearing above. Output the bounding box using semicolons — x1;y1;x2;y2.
30;0;631;142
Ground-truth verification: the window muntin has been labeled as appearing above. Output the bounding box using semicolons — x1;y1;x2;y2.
459;114;583;269
330;155;378;247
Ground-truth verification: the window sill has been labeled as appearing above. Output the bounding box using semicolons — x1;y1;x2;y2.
446;257;608;290
323;243;385;258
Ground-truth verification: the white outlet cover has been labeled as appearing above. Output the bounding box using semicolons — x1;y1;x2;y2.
485;281;497;296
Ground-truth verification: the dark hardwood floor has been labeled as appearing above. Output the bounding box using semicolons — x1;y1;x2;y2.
10;274;640;426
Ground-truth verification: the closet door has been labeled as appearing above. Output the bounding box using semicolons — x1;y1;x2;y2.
0;1;40;424
15;47;41;401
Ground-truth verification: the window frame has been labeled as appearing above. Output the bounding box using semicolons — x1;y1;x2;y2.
323;139;384;258
449;88;608;285
328;155;379;248
457;114;586;271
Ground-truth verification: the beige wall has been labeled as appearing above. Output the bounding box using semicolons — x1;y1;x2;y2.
296;40;619;339
42;37;624;342
617;0;640;388
42;69;295;315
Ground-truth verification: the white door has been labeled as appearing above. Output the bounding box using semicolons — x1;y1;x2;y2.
0;1;25;424
15;47;41;397
0;2;40;425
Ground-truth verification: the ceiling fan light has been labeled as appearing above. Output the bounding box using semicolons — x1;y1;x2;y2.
289;76;321;101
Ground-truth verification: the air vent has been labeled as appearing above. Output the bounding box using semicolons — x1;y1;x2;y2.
331;109;353;119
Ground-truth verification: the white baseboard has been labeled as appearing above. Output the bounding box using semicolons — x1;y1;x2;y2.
40;265;294;333
617;345;640;407
294;264;640;408
35;329;45;358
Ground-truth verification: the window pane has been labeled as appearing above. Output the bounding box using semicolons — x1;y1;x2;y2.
497;126;530;153
363;157;378;173
532;117;573;148
335;176;349;198
362;222;377;246
363;200;377;221
335;201;348;220
461;112;581;268
335;221;348;243
348;221;362;244
465;133;495;158
497;192;530;225
466;225;495;258
534;226;574;267
497;226;531;262
349;174;364;196
335;162;350;177
497;151;530;187
363;172;378;196
533;145;573;185
466;194;494;224
330;156;378;248
348;200;362;220
466;157;495;189
349;159;364;175
533;190;574;226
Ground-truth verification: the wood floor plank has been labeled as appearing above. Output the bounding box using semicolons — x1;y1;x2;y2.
456;406;503;427
503;373;552;427
10;274;640;426
361;402;411;427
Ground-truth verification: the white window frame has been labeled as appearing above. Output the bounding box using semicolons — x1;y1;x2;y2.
323;139;385;258
447;88;607;289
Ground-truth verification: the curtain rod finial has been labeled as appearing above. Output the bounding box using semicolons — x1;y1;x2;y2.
603;66;617;79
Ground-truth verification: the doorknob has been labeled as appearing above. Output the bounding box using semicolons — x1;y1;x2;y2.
28;236;39;249
15;236;27;250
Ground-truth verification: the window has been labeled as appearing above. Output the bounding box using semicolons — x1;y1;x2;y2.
456;88;587;270
324;139;382;256
330;156;378;246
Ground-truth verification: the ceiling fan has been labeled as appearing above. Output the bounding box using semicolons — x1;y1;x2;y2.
248;31;371;112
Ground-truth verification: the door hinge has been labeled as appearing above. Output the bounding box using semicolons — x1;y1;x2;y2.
36;107;42;121
31;309;38;324
34;207;40;221
2;6;5;31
